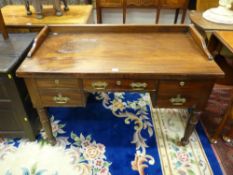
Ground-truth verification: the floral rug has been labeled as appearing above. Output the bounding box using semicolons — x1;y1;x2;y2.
0;93;223;175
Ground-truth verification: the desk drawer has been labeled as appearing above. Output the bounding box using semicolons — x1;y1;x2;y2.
157;80;214;108
36;78;82;89
39;90;86;107
83;79;157;91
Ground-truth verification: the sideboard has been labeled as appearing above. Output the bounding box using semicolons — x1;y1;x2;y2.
16;25;224;146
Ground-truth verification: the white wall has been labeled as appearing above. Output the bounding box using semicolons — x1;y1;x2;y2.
92;8;191;24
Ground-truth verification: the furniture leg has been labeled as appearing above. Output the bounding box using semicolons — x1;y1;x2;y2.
174;8;179;24
123;0;127;24
180;109;201;146
0;9;8;40
210;101;232;143
37;108;56;145
53;0;63;16
156;7;161;24
32;0;43;19
61;0;69;11
96;0;102;24
180;8;187;24
24;0;32;15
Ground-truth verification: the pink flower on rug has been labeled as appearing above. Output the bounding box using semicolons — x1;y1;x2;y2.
176;152;189;162
98;167;109;175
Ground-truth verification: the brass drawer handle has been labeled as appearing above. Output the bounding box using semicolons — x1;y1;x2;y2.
130;82;147;90
92;81;108;90
53;93;70;104
169;94;186;106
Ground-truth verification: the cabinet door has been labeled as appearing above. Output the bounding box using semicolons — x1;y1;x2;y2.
0;76;24;137
0;76;9;99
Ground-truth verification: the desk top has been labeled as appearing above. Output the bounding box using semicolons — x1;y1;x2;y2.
17;25;224;78
189;11;233;31
1;5;93;26
0;33;35;73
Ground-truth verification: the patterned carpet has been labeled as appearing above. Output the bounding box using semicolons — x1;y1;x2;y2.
0;92;223;175
202;85;233;175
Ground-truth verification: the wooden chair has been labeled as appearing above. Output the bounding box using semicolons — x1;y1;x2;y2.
0;8;8;40
96;0;189;24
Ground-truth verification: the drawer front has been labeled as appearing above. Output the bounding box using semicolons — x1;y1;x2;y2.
36;78;82;89
0;77;9;99
83;79;157;91
157;80;214;108
39;90;86;107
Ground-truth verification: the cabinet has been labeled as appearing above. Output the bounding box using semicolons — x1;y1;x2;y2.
0;33;39;140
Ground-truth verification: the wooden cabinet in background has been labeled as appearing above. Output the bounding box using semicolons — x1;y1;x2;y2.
0;33;39;140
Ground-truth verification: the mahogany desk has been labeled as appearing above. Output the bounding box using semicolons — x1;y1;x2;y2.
16;25;224;146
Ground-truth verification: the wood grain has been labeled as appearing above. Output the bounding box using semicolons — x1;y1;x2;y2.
17;25;223;79
1;5;93;27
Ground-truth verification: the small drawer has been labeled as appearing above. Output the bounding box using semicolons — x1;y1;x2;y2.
39;89;87;107
157;80;214;108
83;79;157;91
36;78;82;89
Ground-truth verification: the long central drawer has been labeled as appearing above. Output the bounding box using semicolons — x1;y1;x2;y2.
83;79;157;91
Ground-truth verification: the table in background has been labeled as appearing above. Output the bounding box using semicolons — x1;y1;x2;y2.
189;11;233;41
1;5;93;32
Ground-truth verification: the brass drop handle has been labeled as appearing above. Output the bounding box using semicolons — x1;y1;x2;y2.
130;82;147;90
169;94;186;106
53;93;70;104
92;81;108;90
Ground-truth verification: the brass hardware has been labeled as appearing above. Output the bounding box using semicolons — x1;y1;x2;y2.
169;94;186;106
53;93;70;104
116;81;121;86
179;81;185;87
24;117;28;122
92;81;108;90
7;74;12;79
54;79;60;85
130;82;147;90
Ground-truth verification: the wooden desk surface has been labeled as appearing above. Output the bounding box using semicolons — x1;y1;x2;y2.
189;11;233;31
1;5;93;27
17;25;223;78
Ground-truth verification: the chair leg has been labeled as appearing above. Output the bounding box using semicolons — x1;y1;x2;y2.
174;8;179;24
155;8;160;24
180;9;187;24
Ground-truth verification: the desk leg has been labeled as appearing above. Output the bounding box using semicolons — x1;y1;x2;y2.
37;108;56;145
180;109;201;146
